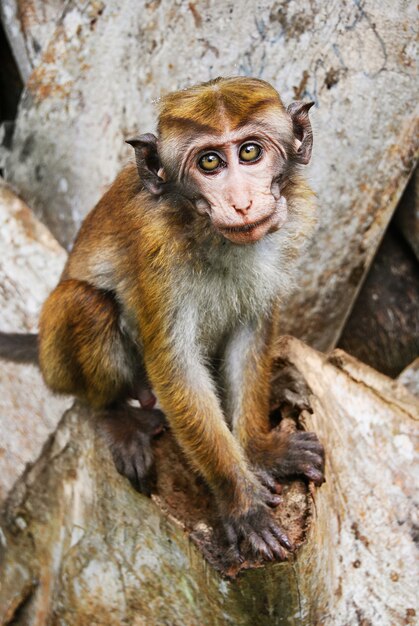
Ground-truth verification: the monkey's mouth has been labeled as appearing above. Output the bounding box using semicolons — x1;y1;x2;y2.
218;213;273;235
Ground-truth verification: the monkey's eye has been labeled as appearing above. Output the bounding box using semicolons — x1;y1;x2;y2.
239;143;262;162
198;153;222;172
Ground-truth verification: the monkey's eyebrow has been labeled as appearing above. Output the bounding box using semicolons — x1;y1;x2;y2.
162;116;219;135
232;98;284;127
233;118;282;135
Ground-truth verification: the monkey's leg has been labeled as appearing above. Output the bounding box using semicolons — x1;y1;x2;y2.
39;279;166;491
223;317;325;488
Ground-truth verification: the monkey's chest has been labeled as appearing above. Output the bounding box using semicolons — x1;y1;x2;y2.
179;257;280;351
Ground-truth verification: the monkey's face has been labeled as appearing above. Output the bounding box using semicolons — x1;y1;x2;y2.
180;123;291;245
128;81;313;245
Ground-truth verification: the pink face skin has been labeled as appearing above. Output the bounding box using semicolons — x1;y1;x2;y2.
180;123;290;244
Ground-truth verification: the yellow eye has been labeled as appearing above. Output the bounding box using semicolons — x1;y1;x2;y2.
239;143;262;162
198;153;221;172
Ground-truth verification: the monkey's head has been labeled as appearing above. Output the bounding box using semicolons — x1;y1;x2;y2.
128;77;313;245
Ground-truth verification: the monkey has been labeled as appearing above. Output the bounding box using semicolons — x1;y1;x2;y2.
0;77;324;564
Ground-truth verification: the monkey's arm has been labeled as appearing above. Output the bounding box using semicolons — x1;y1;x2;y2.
139;308;290;561
223;313;325;486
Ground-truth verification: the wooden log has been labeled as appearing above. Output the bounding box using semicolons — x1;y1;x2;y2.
2;0;418;350
1;337;417;625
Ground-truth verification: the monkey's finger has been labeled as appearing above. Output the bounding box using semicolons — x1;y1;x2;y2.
264;492;282;508
132;454;153;496
226;543;243;564
247;531;274;561
297;450;324;470
223;522;238;546
112;453;128;479
296;432;320;442
279;391;312;413
133;443;154;480
223;524;243;564
292;433;325;455
255;469;279;493
261;530;288;560
269;523;293;551
300;464;325;485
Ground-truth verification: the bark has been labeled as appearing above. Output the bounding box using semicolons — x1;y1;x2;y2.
1;337;417;626
0;179;70;502
2;0;418;350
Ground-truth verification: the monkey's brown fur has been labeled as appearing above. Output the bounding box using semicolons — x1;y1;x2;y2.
1;77;324;563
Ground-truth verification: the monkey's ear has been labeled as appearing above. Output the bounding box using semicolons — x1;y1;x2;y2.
126;133;165;195
287;101;314;165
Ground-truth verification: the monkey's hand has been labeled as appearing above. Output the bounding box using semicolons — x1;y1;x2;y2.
97;405;167;496
216;478;293;564
251;424;325;486
220;497;293;564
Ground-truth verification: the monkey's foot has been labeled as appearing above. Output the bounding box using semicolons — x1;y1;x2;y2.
252;428;325;486
96;405;167;495
222;504;293;564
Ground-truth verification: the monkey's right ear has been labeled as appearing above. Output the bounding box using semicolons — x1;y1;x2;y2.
287;101;314;165
126;133;165;195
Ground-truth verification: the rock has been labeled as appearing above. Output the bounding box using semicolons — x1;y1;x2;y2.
0;179;70;502
0;0;66;81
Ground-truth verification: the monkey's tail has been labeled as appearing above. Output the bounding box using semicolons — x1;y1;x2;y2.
0;332;39;365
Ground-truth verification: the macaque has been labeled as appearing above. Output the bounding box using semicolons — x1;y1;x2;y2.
0;77;324;563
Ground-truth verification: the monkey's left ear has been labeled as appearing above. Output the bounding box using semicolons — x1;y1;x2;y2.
287;101;314;165
126;133;165;195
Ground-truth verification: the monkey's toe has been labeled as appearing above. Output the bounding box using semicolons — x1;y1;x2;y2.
111;432;155;495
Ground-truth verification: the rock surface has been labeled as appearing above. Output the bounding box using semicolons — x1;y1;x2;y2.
0;0;66;80
0;179;70;502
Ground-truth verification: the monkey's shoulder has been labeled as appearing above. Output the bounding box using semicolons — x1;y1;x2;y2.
63;167;159;280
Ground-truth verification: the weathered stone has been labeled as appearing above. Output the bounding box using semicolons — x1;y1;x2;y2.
3;0;418;351
0;179;70;502
0;0;66;80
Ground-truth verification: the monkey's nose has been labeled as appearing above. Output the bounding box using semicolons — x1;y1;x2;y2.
232;200;252;215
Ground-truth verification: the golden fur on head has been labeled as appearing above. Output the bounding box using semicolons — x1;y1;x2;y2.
157;76;285;137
